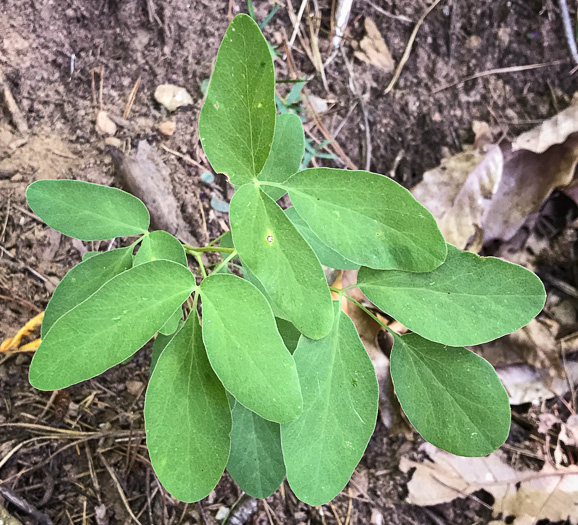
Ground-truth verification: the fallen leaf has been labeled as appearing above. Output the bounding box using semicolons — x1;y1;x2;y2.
495;361;578;405
412;103;578;247
401;442;578;524
353;18;394;72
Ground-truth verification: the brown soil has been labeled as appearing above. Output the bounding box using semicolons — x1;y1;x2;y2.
1;0;576;523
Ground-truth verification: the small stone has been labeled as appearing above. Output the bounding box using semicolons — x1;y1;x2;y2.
96;111;117;136
10;173;23;182
465;35;482;49
215;507;229;520
154;84;194;112
158;120;176;136
104;136;123;148
126;380;144;396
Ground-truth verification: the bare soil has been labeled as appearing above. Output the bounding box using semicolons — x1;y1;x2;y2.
1;0;576;523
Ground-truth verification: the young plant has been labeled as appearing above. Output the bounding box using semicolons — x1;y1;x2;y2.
25;15;546;506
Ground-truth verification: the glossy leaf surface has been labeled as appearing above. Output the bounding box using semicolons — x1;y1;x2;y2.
42;247;133;337
259;113;305;201
230;184;333;339
200;274;302;423
30;261;196;390
227;402;285;498
198;14;275;185
285;207;359;270
26;180;150;240
146;314;231;502
284;168;447;271
358;244;546;346
391;333;510;456
281;303;379;505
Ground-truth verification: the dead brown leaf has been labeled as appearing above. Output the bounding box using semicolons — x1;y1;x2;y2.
412;102;578;247
401;443;578;524
353;18;394;73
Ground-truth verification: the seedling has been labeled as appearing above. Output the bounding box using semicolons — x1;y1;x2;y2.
25;15;546;505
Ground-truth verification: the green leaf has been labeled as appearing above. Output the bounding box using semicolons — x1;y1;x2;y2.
82;251;100;261
42;247;134;338
230;184;333;339
150;326;181;375
134;230;187;267
145;314;231;502
227;402;285;498
29;261;196;390
198;14;276;186
284;168;447;271
241;260;288;320
358;244;546;346
281;303;379;505
390;333;510;456
26;180;150;241
158;307;182;335
200;273;302;423
259;114;305;201
285;207;359;270
275;318;301;353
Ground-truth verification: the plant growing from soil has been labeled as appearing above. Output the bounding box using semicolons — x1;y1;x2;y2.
25;14;546;505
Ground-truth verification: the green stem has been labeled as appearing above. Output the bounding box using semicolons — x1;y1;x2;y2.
205;231;229;248
339;292;396;337
212;250;238;275
257;180;287;191
184;245;235;254
193;253;207;279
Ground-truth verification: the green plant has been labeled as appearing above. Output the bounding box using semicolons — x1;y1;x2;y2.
25;14;545;506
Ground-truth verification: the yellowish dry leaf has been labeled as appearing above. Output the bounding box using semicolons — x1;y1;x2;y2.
0;312;44;353
353;18;394;72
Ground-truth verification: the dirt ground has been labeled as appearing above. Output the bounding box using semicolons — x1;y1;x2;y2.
1;0;577;523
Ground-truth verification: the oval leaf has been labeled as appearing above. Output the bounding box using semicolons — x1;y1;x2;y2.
29;260;196;390
145;314;232;502
358;244;546;346
390;333;511;456
198;14;275;186
26;180;150;240
42;246;133;337
228;402;285;498
259;113;305;201
284;168;447;271
281;303;379;506
200;273;302;423
150;325;182;376
285;207;359;270
134;230;187;267
230;184;333;339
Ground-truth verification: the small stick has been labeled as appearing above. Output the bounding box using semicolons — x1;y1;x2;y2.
558;0;578;64
433;59;568;93
123;76;141;119
91;69;97;106
99;65;104;110
0;485;54;525
384;0;443;94
0;67;29;135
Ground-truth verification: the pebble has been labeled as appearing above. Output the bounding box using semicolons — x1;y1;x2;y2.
154;84;194;112
10;173;23;182
158;120;176;136
104;136;123;148
95;110;117;136
126;380;144;396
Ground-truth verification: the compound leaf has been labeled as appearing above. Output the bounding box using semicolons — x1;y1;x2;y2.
358;244;546;346
390;333;510;456
26;180;149;240
227;402;285;498
230;184;333;339
42;246;133;338
199;14;275;186
281;303;379;506
284;168;447;271
259;114;305;201
200;273;302;423
145;314;231;502
134;230;187;267
285;207;359;270
29;261;196;390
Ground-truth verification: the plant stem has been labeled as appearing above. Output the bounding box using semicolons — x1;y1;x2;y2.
193;253;207;279
183;245;235;254
257;180;287;191
212;251;238;275
205;231;229;248
339;292;397;338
